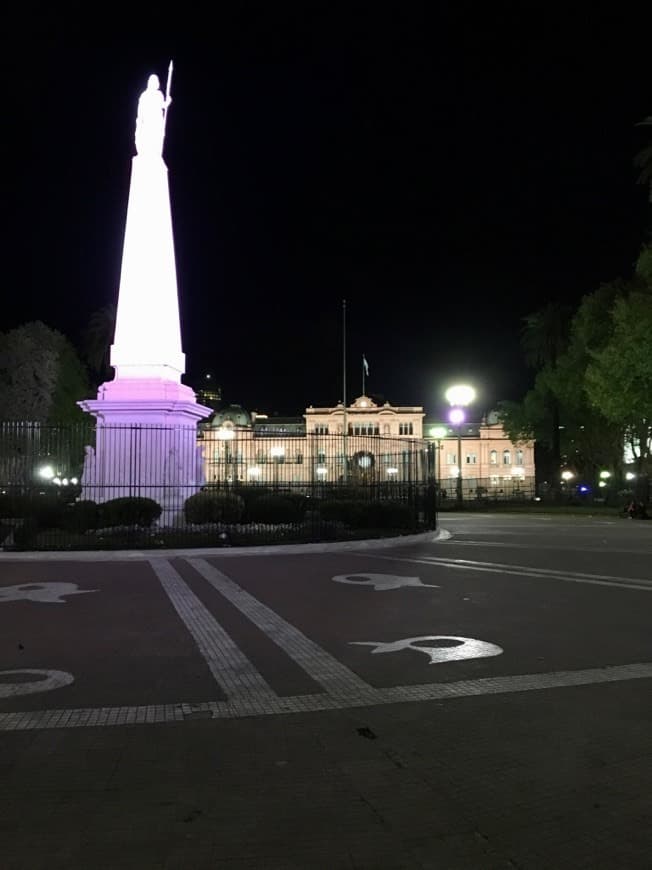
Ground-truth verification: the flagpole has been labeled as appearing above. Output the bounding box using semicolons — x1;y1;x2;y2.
362;354;365;396
342;299;348;482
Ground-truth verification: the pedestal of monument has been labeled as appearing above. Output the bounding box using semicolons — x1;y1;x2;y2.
79;378;211;523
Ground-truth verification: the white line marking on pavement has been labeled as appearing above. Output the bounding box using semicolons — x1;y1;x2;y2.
0;583;97;604
2;661;651;730
188;558;375;698
350;636;503;664
367;554;652;592
0;669;74;698
332;572;439;590
148;558;279;703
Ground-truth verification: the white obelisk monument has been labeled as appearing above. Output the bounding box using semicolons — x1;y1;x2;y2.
78;64;211;518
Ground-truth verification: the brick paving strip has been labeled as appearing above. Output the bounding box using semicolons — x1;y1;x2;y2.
148;557;279;703
187;557;375;700
2;556;652;732
1;662;651;731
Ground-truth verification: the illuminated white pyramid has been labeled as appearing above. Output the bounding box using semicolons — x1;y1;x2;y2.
78;67;211;516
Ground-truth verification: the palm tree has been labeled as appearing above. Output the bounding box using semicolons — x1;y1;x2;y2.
81;303;116;386
521;303;573;485
634;116;652;203
521;302;572;370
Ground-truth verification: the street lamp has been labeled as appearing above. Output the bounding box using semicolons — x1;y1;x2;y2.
429;425;447;490
445;384;476;503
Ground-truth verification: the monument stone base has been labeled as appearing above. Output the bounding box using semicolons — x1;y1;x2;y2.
78;378;211;524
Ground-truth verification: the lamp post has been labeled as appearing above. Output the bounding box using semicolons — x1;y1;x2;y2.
429;425;447;494
444;384;476;505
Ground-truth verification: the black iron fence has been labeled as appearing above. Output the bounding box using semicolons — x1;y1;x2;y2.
0;422;440;550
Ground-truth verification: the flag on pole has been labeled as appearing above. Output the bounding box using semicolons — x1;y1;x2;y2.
362;355;369;376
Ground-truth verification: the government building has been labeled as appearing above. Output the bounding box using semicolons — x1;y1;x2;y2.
198;395;535;497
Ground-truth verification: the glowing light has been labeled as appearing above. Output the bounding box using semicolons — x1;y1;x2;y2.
561;471;574;482
316;466;328;477
38;465;55;480
448;408;465;426
247;466;260;479
429;426;447;439
386;467;398;476
599;470;611;480
70;477;79;485
626;472;636;481
217;427;234;441
598;481;606;488
445;385;476;407
451;466;460;477
270;446;285;459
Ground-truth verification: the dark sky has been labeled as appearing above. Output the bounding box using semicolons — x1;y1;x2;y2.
3;8;651;419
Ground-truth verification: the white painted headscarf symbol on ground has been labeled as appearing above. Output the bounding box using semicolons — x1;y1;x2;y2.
0;583;97;604
0;669;74;698
350;635;503;664
332;573;439;591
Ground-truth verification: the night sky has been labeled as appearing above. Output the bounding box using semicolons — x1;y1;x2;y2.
3;9;651;420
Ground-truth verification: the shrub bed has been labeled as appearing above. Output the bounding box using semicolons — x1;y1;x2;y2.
99;497;162;528
245;493;308;524
184;491;245;524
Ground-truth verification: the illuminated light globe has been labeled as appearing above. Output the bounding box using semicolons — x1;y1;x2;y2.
38;465;55;480
429;426;447;439
445;385;476;407
448;407;465;426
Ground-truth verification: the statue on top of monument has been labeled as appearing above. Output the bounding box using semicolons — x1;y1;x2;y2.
135;63;173;158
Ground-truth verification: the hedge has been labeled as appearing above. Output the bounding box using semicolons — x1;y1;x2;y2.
184;491;245;525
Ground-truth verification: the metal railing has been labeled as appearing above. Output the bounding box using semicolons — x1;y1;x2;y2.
0;423;439;550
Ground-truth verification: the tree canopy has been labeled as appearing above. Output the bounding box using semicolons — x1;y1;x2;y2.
0;322;90;423
498;243;652;486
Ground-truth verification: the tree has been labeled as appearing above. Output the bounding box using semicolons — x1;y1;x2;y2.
634;116;652;203
0;322;90;423
586;292;652;474
81;303;116;386
517;302;573;484
499;287;632;487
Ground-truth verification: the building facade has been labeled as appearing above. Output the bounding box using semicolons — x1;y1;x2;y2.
424;411;536;497
199;399;535;495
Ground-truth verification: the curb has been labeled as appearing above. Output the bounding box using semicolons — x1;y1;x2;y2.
0;528;450;562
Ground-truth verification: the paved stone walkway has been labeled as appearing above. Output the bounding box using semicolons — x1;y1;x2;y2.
1;519;651;867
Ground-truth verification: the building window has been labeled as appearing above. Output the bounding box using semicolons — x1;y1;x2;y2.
317;450;326;464
465;453;477;464
489;450;497;465
446;453;457;465
503;450;511;465
399;423;414;436
515;449;523;465
314;425;329;435
383;424;390;435
296;453;303;464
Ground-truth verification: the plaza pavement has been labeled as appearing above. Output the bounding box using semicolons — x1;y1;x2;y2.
1;514;651;868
